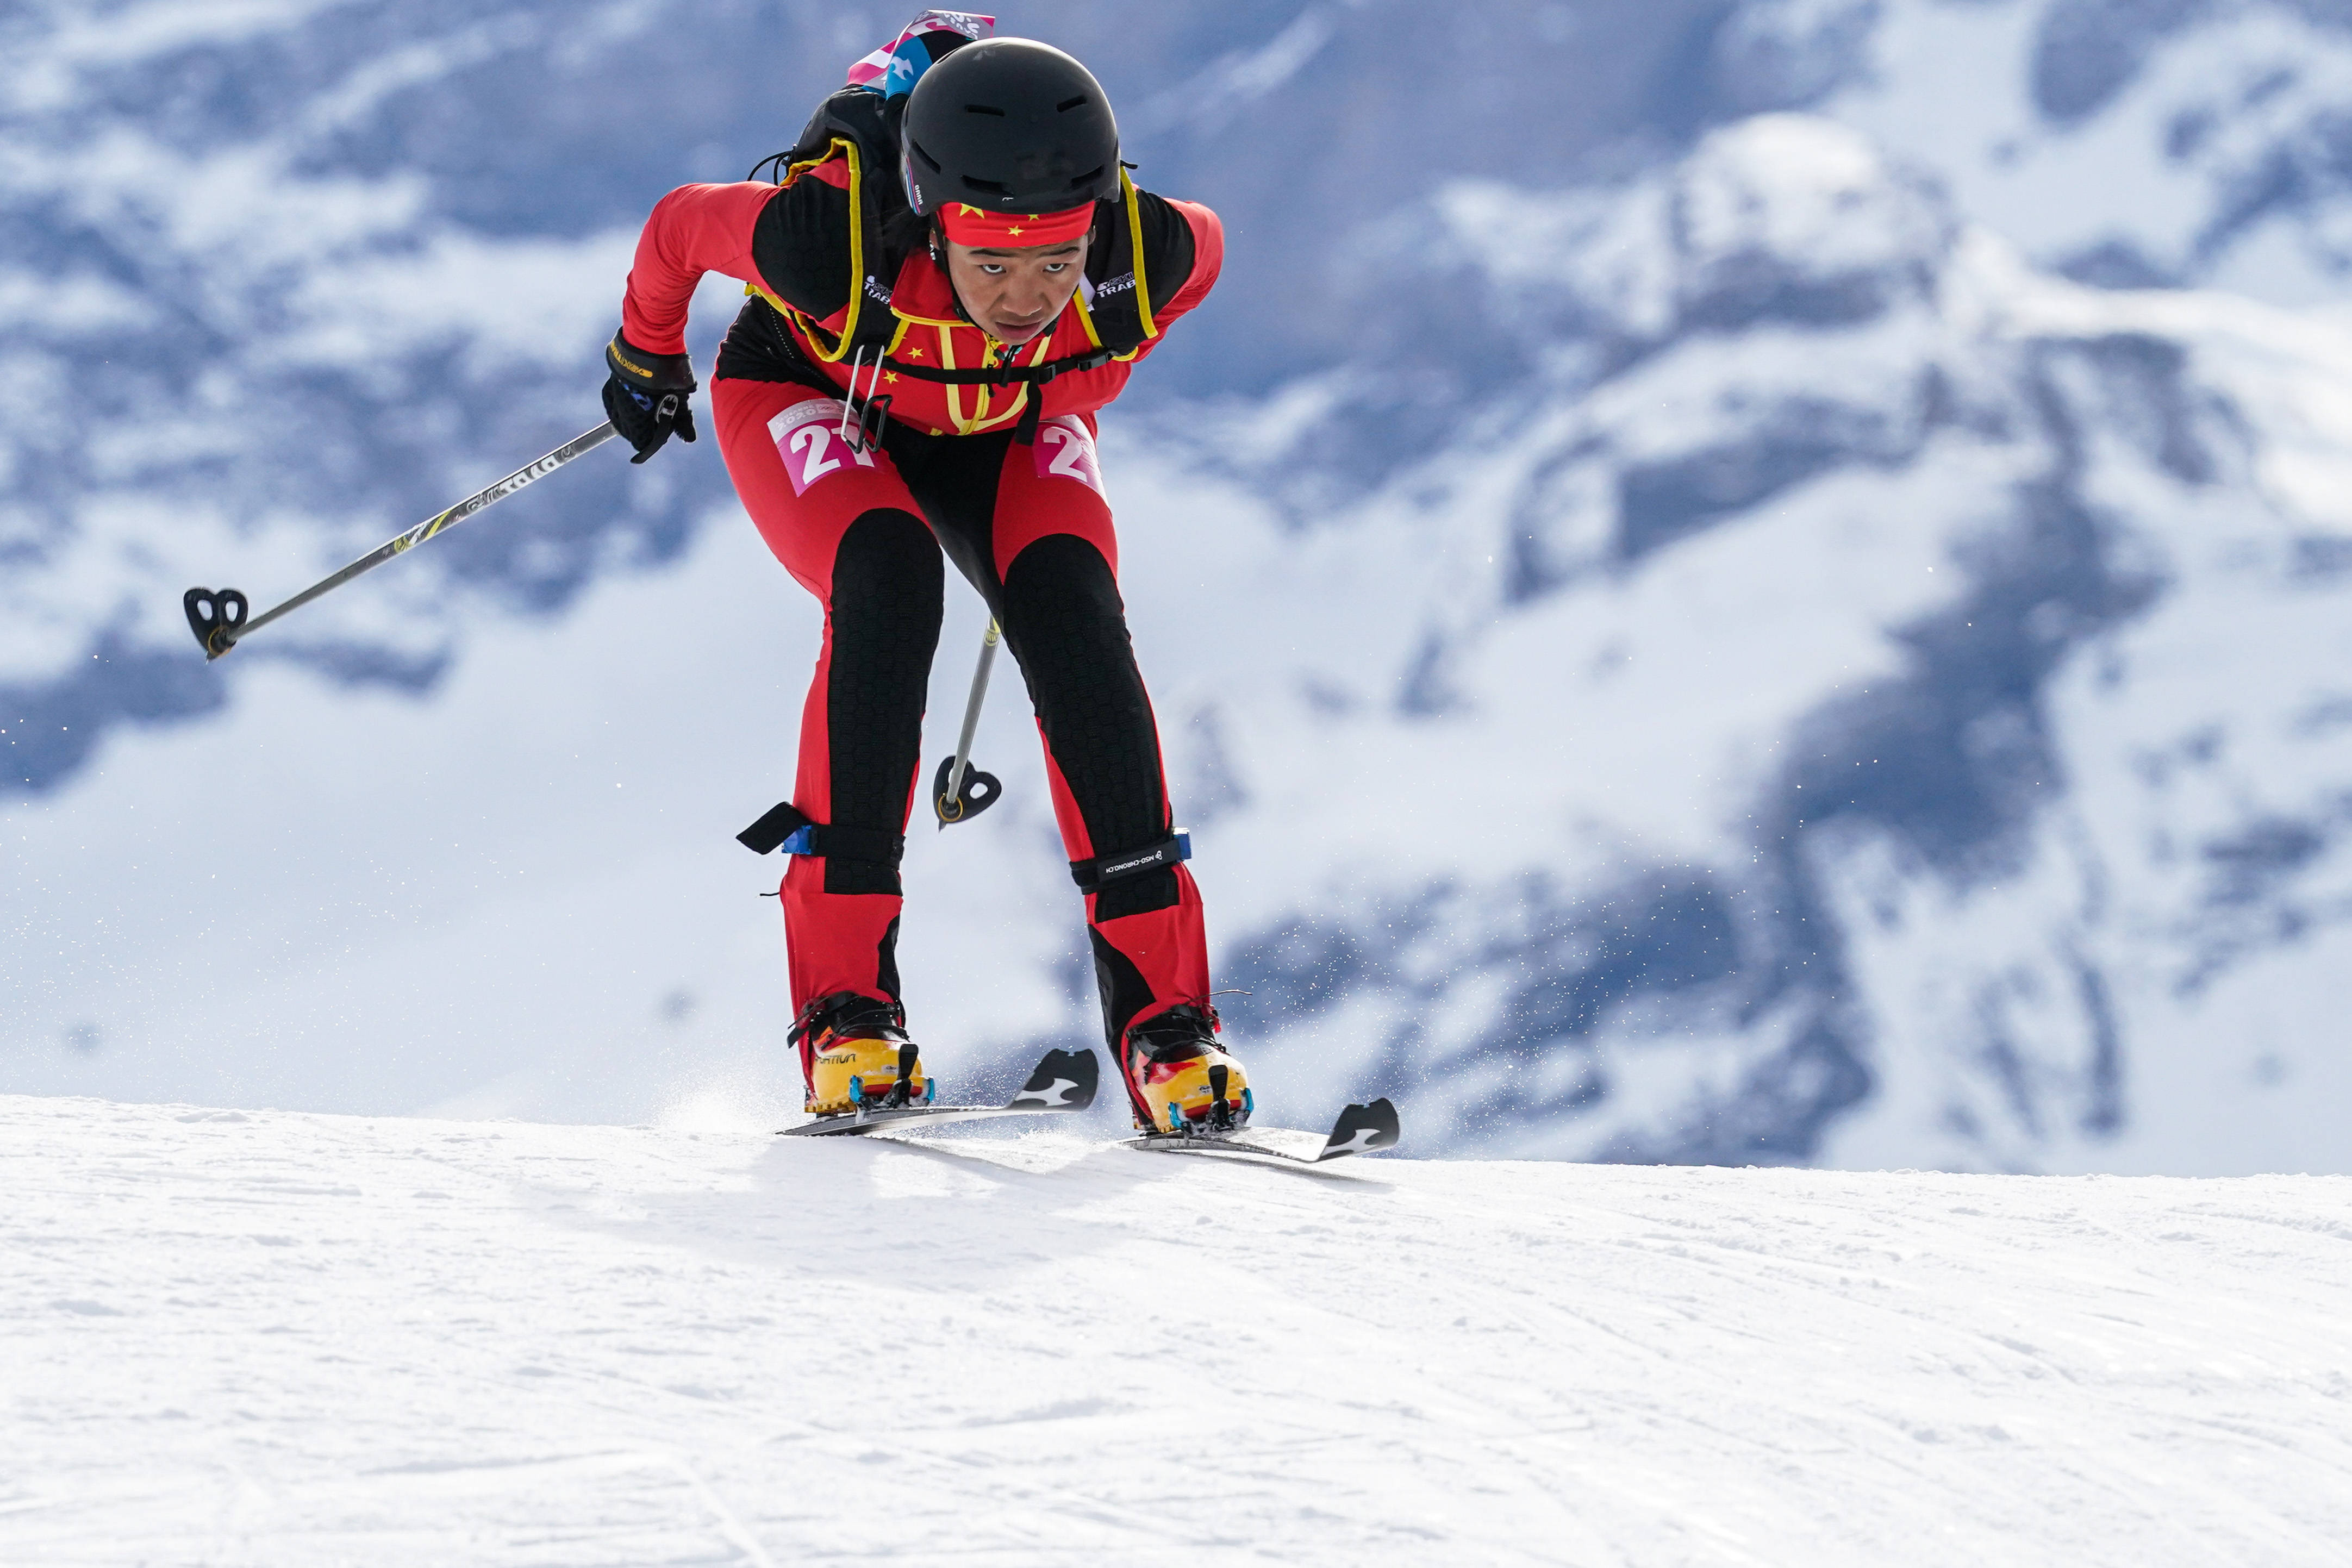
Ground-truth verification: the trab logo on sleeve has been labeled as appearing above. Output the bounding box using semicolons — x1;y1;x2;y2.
769;399;878;497
1033;416;1104;495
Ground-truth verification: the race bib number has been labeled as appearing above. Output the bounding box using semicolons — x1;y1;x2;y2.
768;399;877;497
1032;416;1104;495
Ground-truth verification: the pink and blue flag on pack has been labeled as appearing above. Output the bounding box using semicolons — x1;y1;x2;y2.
846;10;995;98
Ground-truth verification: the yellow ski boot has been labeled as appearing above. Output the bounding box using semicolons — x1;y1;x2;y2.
1122;1004;1251;1133
793;991;931;1115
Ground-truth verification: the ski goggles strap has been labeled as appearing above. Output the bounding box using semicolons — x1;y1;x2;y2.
737;800;906;867
1069;831;1191;894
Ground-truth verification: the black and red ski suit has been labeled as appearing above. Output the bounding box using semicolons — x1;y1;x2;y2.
617;156;1224;1120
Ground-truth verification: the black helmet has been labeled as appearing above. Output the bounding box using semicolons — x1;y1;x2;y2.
900;38;1120;217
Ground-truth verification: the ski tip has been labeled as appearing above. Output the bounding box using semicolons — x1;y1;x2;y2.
1319;1097;1401;1161
1008;1046;1098;1112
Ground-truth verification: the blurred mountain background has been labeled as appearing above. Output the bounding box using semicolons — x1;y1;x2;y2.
9;0;2352;1173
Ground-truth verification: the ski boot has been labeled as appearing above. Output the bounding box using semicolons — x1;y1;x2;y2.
1122;1003;1251;1134
792;991;932;1115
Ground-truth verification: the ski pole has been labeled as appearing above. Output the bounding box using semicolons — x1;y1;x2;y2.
180;419;625;660
933;618;1003;827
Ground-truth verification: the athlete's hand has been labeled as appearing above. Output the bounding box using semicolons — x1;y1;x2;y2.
601;330;698;464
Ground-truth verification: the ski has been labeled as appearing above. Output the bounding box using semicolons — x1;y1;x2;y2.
1123;1097;1400;1165
778;1046;1098;1137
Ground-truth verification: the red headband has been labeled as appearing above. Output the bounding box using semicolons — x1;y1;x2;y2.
938;201;1094;248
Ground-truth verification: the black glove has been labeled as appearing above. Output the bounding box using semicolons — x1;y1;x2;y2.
602;330;697;464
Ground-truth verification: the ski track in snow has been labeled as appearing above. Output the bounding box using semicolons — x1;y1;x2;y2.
4;1097;2350;1565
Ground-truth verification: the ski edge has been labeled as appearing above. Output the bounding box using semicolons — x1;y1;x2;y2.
778;1046;1098;1137
1123;1096;1401;1164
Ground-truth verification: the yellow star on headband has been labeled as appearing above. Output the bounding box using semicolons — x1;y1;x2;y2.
956;204;984;217
1007;226;1025;236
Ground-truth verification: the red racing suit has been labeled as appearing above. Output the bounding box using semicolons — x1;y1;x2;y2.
616;153;1225;1119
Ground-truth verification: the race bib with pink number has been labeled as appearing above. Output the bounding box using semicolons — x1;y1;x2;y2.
1032;416;1104;495
768;399;878;497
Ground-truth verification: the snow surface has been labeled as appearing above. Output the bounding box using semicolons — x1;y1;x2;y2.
6;1094;2350;1565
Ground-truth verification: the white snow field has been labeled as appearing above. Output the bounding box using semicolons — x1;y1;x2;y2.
5;1096;2349;1566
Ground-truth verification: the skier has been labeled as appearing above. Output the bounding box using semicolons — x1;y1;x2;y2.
598;20;1246;1133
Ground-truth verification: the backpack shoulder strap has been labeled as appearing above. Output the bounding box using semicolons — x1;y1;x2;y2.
770;89;909;363
1071;169;1163;359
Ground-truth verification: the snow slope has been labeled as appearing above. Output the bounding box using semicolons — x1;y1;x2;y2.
7;1094;2350;1565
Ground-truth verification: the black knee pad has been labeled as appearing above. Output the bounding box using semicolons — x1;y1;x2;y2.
1001;535;1171;897
825;508;943;895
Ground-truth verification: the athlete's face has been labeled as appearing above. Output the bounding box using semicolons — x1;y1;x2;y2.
943;234;1089;345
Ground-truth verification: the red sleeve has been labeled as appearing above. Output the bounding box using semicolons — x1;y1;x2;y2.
1154;200;1224;330
619;183;782;355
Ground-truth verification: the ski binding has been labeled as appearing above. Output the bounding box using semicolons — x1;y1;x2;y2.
1124;1096;1400;1165
779;1046;1098;1138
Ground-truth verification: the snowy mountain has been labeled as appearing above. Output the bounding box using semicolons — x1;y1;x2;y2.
1802;0;2352;303
1130;103;2352;1175
9;1094;2351;1563
9;1;2352;1175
